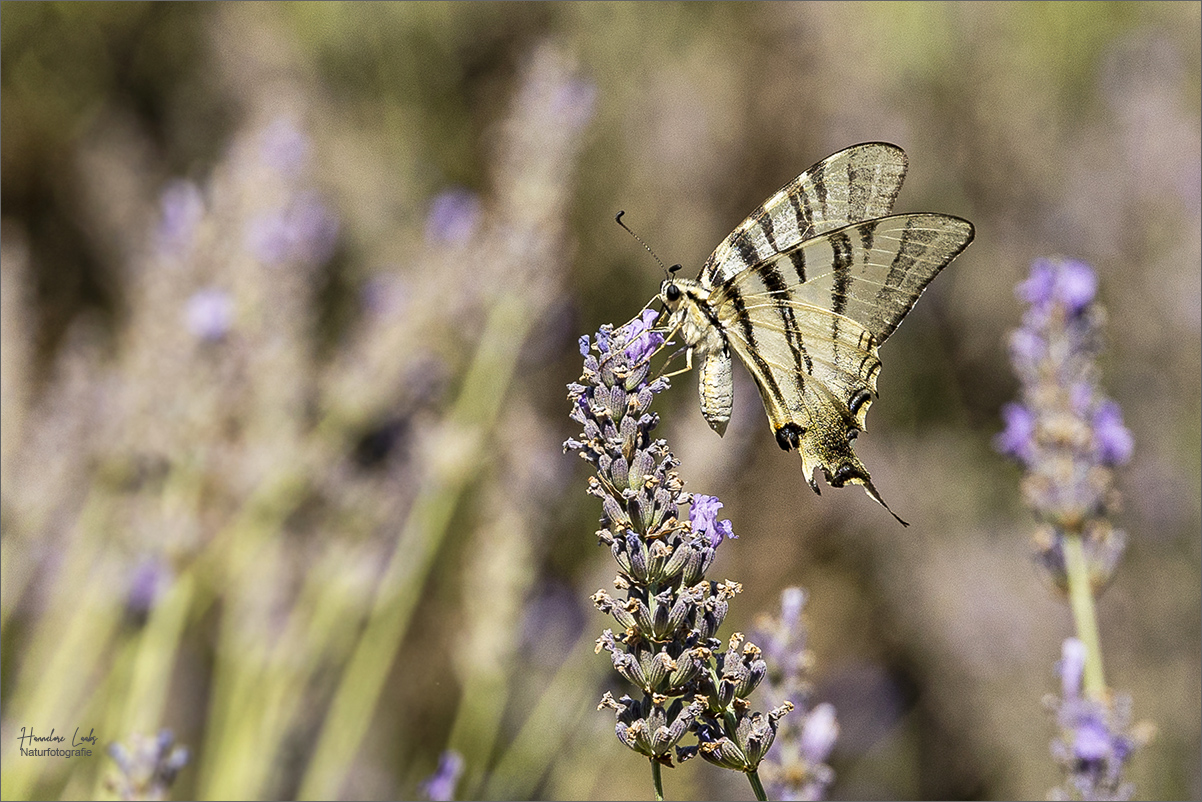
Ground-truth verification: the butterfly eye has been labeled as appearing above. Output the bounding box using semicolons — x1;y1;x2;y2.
665;284;682;302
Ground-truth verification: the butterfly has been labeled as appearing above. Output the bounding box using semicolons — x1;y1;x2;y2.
656;142;974;525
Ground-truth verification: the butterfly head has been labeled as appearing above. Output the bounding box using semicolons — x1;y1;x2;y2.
658;264;692;312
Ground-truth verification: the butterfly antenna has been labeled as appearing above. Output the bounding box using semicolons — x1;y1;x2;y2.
615;210;679;281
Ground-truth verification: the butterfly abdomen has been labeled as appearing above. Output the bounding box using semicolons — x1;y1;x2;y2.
699;350;734;436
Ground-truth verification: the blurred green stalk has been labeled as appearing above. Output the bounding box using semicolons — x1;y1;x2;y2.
1063;532;1107;700
481;632;599;800
1;492;123;800
299;294;532;800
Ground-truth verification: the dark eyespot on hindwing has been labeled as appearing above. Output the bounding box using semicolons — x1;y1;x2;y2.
775;423;804;452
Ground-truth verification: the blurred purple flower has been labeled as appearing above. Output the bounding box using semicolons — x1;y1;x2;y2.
997;258;1133;537
1059;637;1087;700
247;193;339;267
799;703;839;766
185;288;233;342
420;750;464;802
779;586;804;631
1073;714;1112;762
126;557;173;617
260;117;310;175
156;180;205;256
425;188;481;246
995;402;1037;466
1054;259;1098;314
1018;258;1098;315
552;77;598;133
360;273;410;319
1048;671;1146;800
753;588;837;801
1017;259;1057;307
1092;400;1134;467
1005;262;1148;798
1007;328;1045;373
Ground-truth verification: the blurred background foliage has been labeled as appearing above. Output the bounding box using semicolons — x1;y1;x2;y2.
0;2;1198;800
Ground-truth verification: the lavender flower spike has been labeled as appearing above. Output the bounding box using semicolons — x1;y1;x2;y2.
996;257;1133;589
568;313;789;801
998;258;1151;800
1045;637;1154;801
753;588;838;801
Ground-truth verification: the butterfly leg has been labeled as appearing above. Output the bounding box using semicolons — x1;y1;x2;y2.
659;345;695;379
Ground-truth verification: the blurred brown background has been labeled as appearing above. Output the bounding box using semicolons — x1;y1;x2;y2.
1;3;1198;800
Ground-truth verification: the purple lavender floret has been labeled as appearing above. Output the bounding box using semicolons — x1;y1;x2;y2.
995;402;1037;465
622;308;666;363
689;494;736;548
156;180;205;256
260;117;311;175
1091;400;1134;467
247;194;339;267
186;288;234;342
420;750;465;802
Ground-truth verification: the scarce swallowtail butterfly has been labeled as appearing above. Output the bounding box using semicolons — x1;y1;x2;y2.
656;142;974;525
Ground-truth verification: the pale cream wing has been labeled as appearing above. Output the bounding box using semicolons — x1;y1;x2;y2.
758;213;976;345
716;291;901;518
707;213;973;524
700;143;908;287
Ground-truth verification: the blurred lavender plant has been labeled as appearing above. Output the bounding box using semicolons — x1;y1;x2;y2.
752;588;838;801
996;258;1150;799
566;310;791;801
105;730;189;802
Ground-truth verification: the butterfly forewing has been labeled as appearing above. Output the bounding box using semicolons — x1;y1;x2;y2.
701;142;908;286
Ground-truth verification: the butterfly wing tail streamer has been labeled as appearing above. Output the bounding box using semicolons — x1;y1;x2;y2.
793;409;910;527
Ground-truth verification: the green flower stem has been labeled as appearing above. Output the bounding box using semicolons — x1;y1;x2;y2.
651;758;665;802
746;767;768;802
1063;532;1106;700
298;295;531;800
